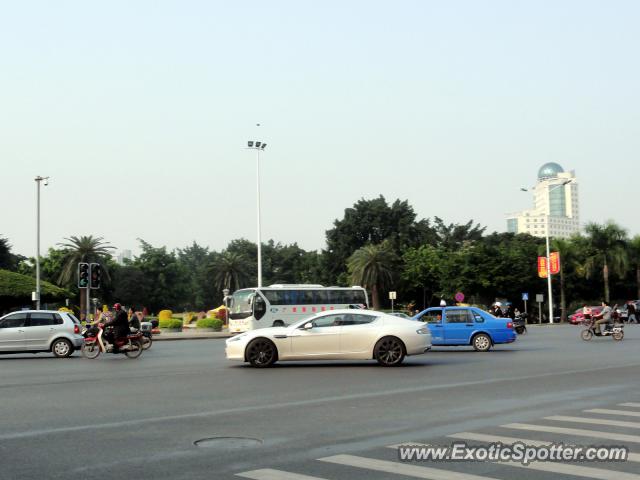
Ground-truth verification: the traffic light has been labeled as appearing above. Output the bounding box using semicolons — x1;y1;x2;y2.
90;263;102;289
78;263;89;288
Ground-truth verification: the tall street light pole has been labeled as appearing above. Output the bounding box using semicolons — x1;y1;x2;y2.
34;176;50;310
522;179;572;324
247;141;267;287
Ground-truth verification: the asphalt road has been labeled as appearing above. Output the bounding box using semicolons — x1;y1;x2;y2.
1;325;639;480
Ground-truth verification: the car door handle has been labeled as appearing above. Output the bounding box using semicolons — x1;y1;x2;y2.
433;325;443;327
465;323;474;326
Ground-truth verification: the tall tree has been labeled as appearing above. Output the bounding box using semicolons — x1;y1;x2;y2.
347;241;398;309
324;196;436;284
209;251;252;292
581;221;629;302
57;236;115;319
0;236;24;271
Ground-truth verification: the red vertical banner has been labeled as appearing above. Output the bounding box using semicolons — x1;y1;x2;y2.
538;256;548;278
549;251;561;275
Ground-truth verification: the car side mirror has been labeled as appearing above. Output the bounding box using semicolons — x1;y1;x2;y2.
303;322;313;330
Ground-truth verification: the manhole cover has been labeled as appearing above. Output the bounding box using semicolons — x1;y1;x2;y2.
193;436;263;449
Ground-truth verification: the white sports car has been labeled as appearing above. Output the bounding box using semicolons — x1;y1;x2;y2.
225;309;432;367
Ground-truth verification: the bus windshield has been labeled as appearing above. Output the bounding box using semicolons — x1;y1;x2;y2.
230;289;255;316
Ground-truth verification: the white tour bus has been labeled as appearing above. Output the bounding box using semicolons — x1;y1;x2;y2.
228;284;369;333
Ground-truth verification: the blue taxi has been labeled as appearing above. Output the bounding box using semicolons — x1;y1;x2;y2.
413;306;516;351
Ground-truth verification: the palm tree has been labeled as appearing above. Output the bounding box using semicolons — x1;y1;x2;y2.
209;252;251;292
582;221;629;302
347;242;398;310
57;236;115;319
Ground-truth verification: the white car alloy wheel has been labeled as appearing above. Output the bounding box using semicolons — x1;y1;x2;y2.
246;338;278;368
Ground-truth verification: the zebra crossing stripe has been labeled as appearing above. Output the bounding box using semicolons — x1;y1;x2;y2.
586;409;640;418
319;454;499;480
546;415;640;429
619;403;640;408
236;468;328;480
502;423;640;443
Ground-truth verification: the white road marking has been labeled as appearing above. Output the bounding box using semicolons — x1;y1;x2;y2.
619;403;640;408
502;423;640;443
237;469;327;480
319;454;499;480
494;460;640;480
546;415;640;429
586;409;640;418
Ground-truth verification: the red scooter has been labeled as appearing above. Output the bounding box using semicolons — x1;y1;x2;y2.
81;323;144;359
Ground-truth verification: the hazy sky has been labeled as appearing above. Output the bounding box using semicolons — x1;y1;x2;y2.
2;0;639;258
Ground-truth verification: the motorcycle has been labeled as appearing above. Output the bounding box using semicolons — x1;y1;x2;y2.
81;323;144;359
580;318;624;341
513;313;527;334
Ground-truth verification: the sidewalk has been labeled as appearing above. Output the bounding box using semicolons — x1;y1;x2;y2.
153;328;233;341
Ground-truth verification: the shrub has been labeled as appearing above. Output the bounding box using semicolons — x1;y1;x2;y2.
159;318;183;329
158;310;173;321
196;318;223;331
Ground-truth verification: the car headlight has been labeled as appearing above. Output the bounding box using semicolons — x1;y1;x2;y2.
416;328;430;335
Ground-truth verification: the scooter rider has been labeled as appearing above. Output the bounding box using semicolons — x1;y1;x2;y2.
593;301;612;335
103;303;131;348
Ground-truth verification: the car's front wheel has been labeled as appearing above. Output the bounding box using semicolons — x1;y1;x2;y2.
246;338;278;368
472;333;492;352
51;338;73;358
374;336;405;366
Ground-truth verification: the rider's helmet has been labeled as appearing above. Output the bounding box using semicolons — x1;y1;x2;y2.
113;303;122;311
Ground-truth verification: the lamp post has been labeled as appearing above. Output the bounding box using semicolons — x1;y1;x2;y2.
522;179;572;324
34;176;50;310
247;141;267;287
222;288;230;327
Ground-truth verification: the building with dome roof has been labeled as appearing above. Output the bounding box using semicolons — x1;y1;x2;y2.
506;163;580;239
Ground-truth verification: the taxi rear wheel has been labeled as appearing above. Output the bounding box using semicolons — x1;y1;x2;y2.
472;333;492;352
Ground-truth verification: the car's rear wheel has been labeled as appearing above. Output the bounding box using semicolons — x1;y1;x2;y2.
52;338;73;358
472;333;492;352
374;336;405;366
246;338;278;368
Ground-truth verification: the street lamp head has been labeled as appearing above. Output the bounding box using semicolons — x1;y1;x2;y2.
43;178;49;186
222;288;230;296
255;141;262;148
520;187;528;192
248;141;254;147
261;143;266;150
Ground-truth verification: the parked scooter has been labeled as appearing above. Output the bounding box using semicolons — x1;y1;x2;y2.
81;323;144;358
580;318;624;341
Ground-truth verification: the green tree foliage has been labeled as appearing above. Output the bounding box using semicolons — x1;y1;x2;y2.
628;236;640;300
0;269;71;312
0;236;24;271
348;241;399;310
133;239;189;313
209;251;252;293
581;221;629;302
324;196;435;284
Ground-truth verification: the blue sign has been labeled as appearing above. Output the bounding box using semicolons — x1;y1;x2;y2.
522;293;529;301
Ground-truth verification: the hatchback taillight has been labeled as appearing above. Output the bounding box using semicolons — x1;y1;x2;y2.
507;322;513;329
74;325;80;334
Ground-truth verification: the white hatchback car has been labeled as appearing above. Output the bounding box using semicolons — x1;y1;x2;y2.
0;310;84;358
226;309;431;367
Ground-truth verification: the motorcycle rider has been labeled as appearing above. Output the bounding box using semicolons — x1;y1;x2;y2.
593;301;612;335
103;303;131;349
128;306;141;331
